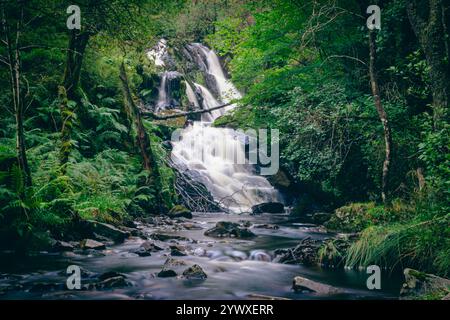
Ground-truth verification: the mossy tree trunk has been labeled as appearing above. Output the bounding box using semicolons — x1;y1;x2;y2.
369;30;392;203
119;62;166;214
59;30;90;173
407;0;450;127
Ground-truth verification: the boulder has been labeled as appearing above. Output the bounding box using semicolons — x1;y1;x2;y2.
84;220;129;243
251;202;284;214
157;258;187;277
400;268;450;300
293;276;341;295
80;239;105;250
167;205;192;219
157;269;178;278
182;264;207;280
267;169;291;189
204;221;255;239
150;233;189;242
134;241;163;256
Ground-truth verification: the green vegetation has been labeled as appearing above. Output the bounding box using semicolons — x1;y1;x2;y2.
0;0;448;281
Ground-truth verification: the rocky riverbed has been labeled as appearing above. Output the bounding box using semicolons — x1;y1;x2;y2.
0;212;403;300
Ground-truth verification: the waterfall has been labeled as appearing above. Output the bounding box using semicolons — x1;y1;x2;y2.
156;72;168;111
171;44;282;213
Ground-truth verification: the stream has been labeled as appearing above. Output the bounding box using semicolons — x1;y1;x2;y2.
0;41;404;300
0;212;402;300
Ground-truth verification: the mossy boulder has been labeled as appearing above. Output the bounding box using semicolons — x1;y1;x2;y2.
325;202;377;232
400;268;450;300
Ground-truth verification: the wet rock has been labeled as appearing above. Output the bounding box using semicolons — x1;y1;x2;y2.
134;241;163;256
182;222;203;230
167;205;192;219
157;269;178;278
171;248;187;256
80;239;106;250
83;220;130;243
253;224;279;230
251;202;284;214
98;271;125;281
150;233;189;242
292;276;341;295
50;240;74;252
267;169;292;189
400;268;450;300
204;221;255;239
157;258;187;277
273;238;320;266
182;264;207;280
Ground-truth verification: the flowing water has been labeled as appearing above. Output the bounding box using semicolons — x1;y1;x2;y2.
171;44;281;213
0;213;402;300
0;43;403;300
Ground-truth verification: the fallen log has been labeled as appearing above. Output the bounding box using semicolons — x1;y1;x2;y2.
141;101;237;120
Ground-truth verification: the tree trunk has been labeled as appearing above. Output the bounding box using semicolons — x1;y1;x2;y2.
369;30;392;203
1;4;32;188
59;30;90;172
119;62;166;213
62;30;90;100
407;0;450;127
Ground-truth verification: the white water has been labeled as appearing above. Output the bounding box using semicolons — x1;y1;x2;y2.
156;72;168;111
170;44;281;212
147;39;167;67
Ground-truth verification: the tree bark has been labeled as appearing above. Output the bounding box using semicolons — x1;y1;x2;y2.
58;30;90;172
119;62;166;213
407;0;450;126
62;30;90;100
369;30;392;203
1;4;32;188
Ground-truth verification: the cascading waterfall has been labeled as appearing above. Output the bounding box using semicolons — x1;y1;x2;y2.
156;72;168;111
170;44;282;212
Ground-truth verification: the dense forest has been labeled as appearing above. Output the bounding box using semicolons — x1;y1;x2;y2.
0;0;448;300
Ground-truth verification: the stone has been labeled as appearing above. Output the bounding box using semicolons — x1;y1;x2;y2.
167;205;192;219
50;240;74;252
253;224;279;230
171;248;187;256
204;221;255;239
157;269;177;278
292;276;341;295
96;276;129;289
251;202;285;214
150;233;189;242
134;241;163;256
182;264;207;280
400;268;450;300
267;169;291;189
80;239;105;250
84;220;130;243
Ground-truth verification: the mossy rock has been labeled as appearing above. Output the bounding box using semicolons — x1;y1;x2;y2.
325;202;377;232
